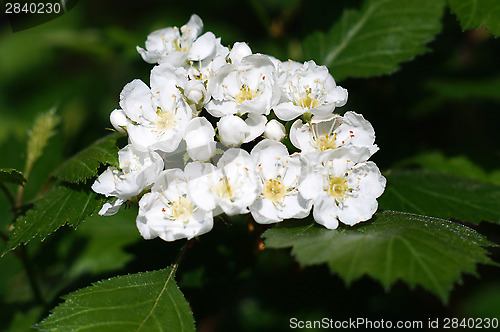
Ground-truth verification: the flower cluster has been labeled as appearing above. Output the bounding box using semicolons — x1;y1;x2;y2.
92;14;386;241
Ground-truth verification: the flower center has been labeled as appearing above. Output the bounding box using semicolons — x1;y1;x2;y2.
156;108;175;131
170;196;193;223
263;179;286;203
316;133;337;152
327;176;348;201
173;37;189;53
235;85;257;104
214;177;233;199
296;88;320;109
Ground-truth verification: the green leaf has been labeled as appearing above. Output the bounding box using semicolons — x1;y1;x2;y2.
62;208;141;278
52;132;122;183
379;170;500;224
398;151;500;186
38;267;196;332
0;168;26;185
24;107;60;178
1;184;106;257
448;0;500;36
262;211;495;303
302;0;444;81
425;76;500;102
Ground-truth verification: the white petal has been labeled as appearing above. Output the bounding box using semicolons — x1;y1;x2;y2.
243;114;267;143
184;161;218;212
250;198;281;224
279;194;311;220
189;32;217;61
185;117;216;161
337;196;378;226
273;102;305;121
298;172;323;201
229;42;252;63
182;14;203;40
91;167;118;197
119;79;155;123
313;197;340;229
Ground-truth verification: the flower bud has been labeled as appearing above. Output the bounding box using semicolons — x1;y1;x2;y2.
110;109;129;134
264;119;286;141
217;115;249;147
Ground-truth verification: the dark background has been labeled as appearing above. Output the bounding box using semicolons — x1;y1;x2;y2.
0;0;499;330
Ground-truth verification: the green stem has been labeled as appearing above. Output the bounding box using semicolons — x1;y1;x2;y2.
246;0;272;33
171;239;195;274
20;245;46;305
0;183;16;211
0;230;8;243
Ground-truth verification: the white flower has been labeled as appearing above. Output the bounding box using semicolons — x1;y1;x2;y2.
249;140;311;224
217;114;267;147
187;39;229;84
206;54;281;117
299;147;386;229
264;119;286;141
137;14;219;67
185;148;260;216
184;117;216;161
117;71;192;152
274;60;348;121
290;111;379;159
150;62;207;109
136;169;213;242
92;144;164;215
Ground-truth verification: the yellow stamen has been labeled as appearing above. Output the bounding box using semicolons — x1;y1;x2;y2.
170;196;193;223
156;108;175;131
235;85;257;104
327;176;348;200
263;179;286;203
316;132;337;151
297;88;319;109
214;178;233;199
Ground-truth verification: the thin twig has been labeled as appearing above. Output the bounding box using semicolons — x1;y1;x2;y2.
171;238;195;273
0;183;16;210
20;245;46;305
0;230;8;243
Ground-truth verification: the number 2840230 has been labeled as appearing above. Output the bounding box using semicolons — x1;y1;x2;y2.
5;2;62;14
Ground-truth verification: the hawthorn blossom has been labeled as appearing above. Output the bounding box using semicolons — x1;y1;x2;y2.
185;148;260;216
274;60;348;121
299;147;386;229
186;40;229;84
136;169;213;241
94;14;388;241
137;14;219;67
290;111;379;159
115;69;192;152
91;144;164;215
249;140;311;224
206;54;281;117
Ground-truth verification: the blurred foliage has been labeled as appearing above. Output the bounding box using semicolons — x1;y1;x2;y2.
0;0;499;331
